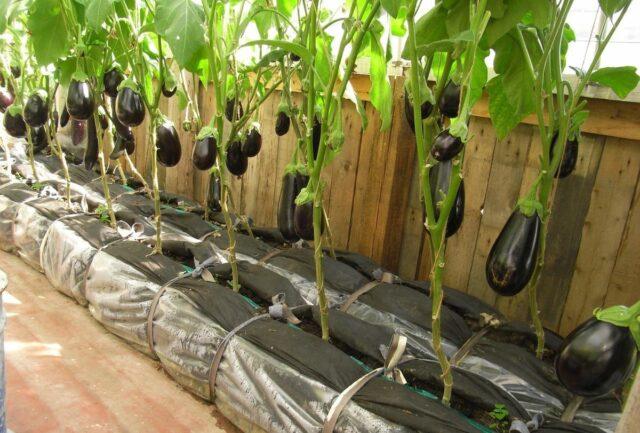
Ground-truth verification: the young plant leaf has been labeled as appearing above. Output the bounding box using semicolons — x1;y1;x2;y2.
598;0;632;18
590;66;640;99
27;0;71;66
155;0;206;72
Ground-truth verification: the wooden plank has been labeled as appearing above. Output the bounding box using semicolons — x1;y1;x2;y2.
397;159;424;279
465;124;534;306
443;117;498;290
559;137;640;335
325;100;363;250
617;374;640;433
604;169;640;308
347;103;391;258
253;95;280;226
371;77;420;270
533;134;605;330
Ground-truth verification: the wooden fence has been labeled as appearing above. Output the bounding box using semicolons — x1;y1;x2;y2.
127;74;640;336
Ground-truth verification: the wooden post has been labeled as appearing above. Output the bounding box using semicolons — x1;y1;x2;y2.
617;374;640;433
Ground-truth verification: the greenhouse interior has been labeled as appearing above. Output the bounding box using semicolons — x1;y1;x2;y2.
0;0;638;432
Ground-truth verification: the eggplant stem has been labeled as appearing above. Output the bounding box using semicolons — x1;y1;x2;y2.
25;126;39;183
560;395;584;423
46;124;72;205
322;206;336;259
313;188;330;342
149;123;163;255
219;174;240;292
95;113;117;228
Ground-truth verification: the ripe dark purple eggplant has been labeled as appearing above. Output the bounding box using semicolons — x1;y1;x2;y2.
155;120;182;167
486;209;541;296
103;68;124;98
275;111;290;136
404;89;433;133
84;117;99;170
3;108;26;138
192;133;217;170
67;79;95;120
431;129;463;161
429;160;465;238
208;174;222;213
110;134;135;160
290;52;301;62
439;81;461;118
278;173;309;241
225;97;243;122
0;87;14;113
30;126;48;153
60;105;70;128
556;318;637;397
109;98;133;140
242;127;262;157
294;201;315;241
226;139;248;176
23;91;49;127
550;133;579;179
98;110;109;131
162;84;177;98
116;86;145;127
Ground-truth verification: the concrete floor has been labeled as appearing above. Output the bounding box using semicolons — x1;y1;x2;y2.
0;250;239;433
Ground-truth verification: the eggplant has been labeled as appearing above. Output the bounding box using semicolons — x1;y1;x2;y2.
116;86;145;127
275;111;290;136
110;134;135;160
109;98;134;141
98;110;109;131
312;117;321;160
439;81;461;118
103;68;124;98
429;160;465;238
60;105;70;128
162;84;177;98
155;120;182;167
30;126;48;153
71;120;86;146
242;128;262;157
431;129;463;161
10;65;20;78
290;52;301;62
3;109;27;138
486;208;541;296
84;117;99;170
226;139;248;176
294;201;315;241
225;97;243;122
278;173;309;241
208;174;222;213
192;133;217;170
550;133;579;178
0;87;14;113
404;89;433;133
556;318;637;397
23;91;49;127
67;79;95;120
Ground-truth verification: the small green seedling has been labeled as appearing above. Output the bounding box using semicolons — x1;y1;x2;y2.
488;404;509;433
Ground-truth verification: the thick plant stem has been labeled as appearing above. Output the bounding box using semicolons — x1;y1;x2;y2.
314;192;329;341
123;151;151;196
25;127;39;183
48;128;72;205
219;172;240;292
527;221;548;359
322;206;336;259
429;233;453;406
561;396;584;422
95;114;117;228
149;125;162;255
115;159;127;185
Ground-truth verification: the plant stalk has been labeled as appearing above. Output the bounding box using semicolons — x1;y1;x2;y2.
95;113;117;228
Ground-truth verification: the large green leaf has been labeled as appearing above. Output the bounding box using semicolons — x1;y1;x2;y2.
415;30;473;57
27;0;71;66
401;4;448;59
241;39;312;64
591;66;640;99
76;0;116;30
155;0;206;72
483;0;553;48
487;76;526;139
367;22;392;130
598;0;631;17
276;0;297;18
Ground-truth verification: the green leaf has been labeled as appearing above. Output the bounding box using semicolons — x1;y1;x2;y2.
598;0;631;18
155;0;206;72
415;30;474;57
390;6;408;37
487;76;526;139
276;0;297;18
367;22;393;131
381;0;404;17
402;4;448;59
241;39;312;65
591;66;640;99
483;0;553;48
469;49;489;108
79;0;116;30
27;0;71;66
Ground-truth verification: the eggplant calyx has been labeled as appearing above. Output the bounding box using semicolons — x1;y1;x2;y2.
516;197;544;220
6;104;23;116
117;78;140;93
71;70;90;82
595;300;640;350
196;125;217;141
294;186;315;207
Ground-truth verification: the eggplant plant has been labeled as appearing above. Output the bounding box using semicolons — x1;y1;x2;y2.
484;0;639;359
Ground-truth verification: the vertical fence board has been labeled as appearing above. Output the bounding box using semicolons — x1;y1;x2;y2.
397;158;424;280
559;137;640;335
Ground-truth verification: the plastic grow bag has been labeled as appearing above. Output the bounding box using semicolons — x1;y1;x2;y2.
0;182;37;252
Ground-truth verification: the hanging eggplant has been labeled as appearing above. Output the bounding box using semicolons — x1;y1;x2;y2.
550;132;579;178
155;119;182;167
208;173;222;213
556;318;637;397
60;105;70;128
438;81;461;118
103;68;124;98
225;97;243;122
30;126;48;153
431;129;463;161
3;106;27;138
67;78;95;120
404;88;433;133
485;208;541;296
428;160;465;238
84;116;99;170
278;172;309;241
23;90;49;128
110;134;135;160
294;201;315;241
0;87;15;113
241;126;262;157
275;110;291;136
226;139;248;176
109;98;134;141
192;129;217;171
116;84;145;127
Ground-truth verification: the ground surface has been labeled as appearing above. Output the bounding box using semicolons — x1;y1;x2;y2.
0;250;239;433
